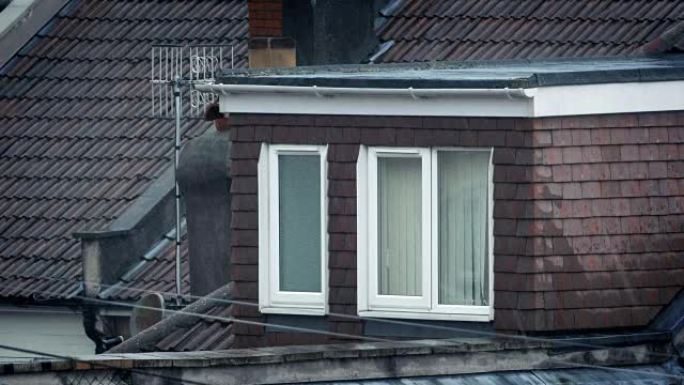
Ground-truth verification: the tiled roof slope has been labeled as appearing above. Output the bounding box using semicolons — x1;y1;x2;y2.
0;0;248;301
109;284;234;353
99;227;190;302
153;301;233;351
374;0;684;63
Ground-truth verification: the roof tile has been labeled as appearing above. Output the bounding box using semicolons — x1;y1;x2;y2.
0;0;247;301
373;0;684;63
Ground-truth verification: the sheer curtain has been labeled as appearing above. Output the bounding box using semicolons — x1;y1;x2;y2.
438;151;489;306
377;157;422;296
278;154;321;293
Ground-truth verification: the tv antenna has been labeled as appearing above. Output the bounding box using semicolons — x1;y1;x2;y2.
150;44;234;305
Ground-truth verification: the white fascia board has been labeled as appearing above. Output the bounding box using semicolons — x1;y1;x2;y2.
217;88;534;117
531;80;684;117
209;80;684;118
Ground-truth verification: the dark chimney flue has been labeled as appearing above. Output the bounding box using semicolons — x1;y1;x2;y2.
177;129;232;297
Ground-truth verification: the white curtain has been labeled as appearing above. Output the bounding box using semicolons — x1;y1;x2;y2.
438;151;489;306
377;157;422;296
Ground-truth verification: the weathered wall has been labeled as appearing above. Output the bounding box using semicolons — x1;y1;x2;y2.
227;112;684;346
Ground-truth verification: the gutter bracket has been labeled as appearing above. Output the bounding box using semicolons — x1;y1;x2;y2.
408;87;420;100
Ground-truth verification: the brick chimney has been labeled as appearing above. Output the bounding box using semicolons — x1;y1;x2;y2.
248;0;283;37
281;0;381;66
248;0;296;68
247;0;383;67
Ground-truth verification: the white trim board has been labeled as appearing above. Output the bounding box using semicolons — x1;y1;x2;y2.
210;80;684;118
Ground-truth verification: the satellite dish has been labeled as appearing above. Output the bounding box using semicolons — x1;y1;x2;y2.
130;292;165;336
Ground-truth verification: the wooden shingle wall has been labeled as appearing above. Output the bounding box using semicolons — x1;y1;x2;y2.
227;112;684;346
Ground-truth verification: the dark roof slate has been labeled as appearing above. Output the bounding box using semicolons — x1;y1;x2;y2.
373;0;684;63
153;303;233;352
0;0;248;301
99;226;190;302
109;284;234;353
314;365;683;385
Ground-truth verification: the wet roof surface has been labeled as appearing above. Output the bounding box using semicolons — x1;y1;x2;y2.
0;0;247;301
313;365;683;385
372;0;684;63
219;55;684;89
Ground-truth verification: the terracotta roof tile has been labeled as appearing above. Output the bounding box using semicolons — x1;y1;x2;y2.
373;0;684;63
0;0;248;301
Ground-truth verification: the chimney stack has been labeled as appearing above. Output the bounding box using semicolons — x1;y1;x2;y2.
248;0;296;68
177;129;232;297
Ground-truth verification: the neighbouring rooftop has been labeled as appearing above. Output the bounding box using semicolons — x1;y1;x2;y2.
0;0;248;302
4;337;683;385
372;0;684;63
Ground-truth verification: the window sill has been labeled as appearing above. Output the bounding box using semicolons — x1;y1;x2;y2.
260;306;326;316
358;309;493;322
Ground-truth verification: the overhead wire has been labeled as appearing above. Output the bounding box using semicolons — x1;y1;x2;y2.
0;280;680;381
0;278;680;361
35;275;684;358
2;275;680;358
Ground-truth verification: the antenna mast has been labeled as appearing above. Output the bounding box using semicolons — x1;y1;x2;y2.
150;44;234;306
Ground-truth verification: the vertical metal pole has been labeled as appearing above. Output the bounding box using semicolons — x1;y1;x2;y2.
151;48;155;117
173;77;182;306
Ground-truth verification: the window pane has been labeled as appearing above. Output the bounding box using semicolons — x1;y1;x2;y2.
377;157;422;296
438;151;489;306
278;154;321;292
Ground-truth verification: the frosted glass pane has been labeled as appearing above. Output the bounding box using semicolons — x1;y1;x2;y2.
438;151;489;306
278;154;321;292
377;157;422;296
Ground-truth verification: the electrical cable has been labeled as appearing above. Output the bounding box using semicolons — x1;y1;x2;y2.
0;278;681;363
0;280;680;381
3;275;680;360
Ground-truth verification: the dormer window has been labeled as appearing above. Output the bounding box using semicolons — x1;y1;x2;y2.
357;146;494;321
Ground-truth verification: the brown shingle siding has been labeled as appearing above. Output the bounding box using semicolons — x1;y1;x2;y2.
229;111;684;340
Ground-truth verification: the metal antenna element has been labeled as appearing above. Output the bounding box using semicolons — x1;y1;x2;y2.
173;77;182;307
150;45;234;305
151;45;233;118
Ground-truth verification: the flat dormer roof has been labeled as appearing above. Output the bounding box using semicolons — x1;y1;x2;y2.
218;55;684;89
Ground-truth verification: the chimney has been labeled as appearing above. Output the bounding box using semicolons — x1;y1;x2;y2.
281;0;381;66
177;129;232;297
248;0;283;38
247;0;383;67
248;0;296;68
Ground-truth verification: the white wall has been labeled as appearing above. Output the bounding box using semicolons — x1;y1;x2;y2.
0;306;95;360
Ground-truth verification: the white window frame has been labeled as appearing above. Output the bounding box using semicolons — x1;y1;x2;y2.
258;143;328;315
357;146;494;322
367;147;432;311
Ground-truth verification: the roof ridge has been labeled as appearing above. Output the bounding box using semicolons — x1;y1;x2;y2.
57;15;249;23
